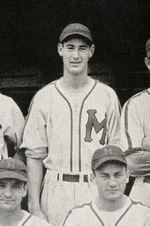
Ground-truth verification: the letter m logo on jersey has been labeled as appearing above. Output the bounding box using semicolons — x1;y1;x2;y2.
84;109;107;145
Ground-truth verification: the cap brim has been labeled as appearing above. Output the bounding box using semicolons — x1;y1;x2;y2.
93;156;127;170
0;171;27;182
60;32;93;43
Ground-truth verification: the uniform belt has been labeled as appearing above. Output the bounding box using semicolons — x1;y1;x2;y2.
57;173;88;182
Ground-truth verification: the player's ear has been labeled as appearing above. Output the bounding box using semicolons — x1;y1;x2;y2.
91;170;97;185
89;44;95;58
144;57;150;70
126;169;129;184
23;183;27;197
58;43;63;57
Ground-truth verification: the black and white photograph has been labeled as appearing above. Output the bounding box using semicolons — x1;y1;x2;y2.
0;1;150;226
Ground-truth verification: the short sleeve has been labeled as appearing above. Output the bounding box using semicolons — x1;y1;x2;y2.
106;88;121;146
21;93;48;159
7;97;25;148
0;95;25;159
120;98;144;151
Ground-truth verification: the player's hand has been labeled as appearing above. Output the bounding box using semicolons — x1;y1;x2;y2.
126;150;150;177
141;135;150;152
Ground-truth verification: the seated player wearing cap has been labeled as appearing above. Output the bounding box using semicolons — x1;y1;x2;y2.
0;158;50;226
62;145;150;226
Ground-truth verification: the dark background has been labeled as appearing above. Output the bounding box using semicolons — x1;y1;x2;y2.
1;0;149;207
0;0;150;114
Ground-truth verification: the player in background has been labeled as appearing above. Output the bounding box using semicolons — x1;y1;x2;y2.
21;23;121;226
120;38;150;205
0;158;50;226
0;94;24;159
62;145;150;226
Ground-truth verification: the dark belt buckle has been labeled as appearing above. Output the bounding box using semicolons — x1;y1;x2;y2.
63;174;79;182
84;175;88;182
62;174;88;183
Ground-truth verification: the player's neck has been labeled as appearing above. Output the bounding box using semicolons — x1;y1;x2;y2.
62;72;89;90
96;195;128;212
0;208;24;226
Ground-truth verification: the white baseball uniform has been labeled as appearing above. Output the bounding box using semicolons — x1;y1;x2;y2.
21;77;121;226
120;88;150;205
62;198;150;226
16;210;50;226
0;93;25;159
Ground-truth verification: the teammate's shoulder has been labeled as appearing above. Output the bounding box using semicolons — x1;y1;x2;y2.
94;79;113;89
122;89;150;112
131;199;150;212
0;93;13;102
36;80;57;95
21;210;50;226
125;88;150;105
93;78;117;95
69;202;91;215
32;79;58;102
28;214;50;226
0;93;19;108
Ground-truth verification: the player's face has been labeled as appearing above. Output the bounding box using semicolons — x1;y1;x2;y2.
144;56;150;70
95;163;129;202
58;38;95;76
0;178;27;212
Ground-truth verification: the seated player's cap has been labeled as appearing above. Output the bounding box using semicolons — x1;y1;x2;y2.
146;38;150;57
59;23;93;43
92;145;127;170
0;158;27;182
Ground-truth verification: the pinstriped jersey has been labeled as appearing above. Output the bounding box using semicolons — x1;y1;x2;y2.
0;94;25;159
62;199;150;226
120;89;150;150
22;77;120;173
16;210;50;226
120;89;150;206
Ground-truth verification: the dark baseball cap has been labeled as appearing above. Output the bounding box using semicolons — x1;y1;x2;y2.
146;39;150;57
59;23;93;43
92;145;127;170
0;158;27;182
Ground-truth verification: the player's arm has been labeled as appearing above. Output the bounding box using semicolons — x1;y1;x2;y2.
10;98;25;148
27;155;48;221
3;97;25;158
21;93;48;220
120;99;143;150
120;99;150;177
125;135;150;178
125;148;150;177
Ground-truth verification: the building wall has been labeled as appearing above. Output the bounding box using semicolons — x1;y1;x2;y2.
0;0;150;113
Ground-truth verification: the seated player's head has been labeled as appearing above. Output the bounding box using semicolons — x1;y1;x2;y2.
0;158;27;212
92;145;129;202
145;38;150;70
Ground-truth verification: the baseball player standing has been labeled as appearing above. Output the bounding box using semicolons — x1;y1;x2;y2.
120;38;150;206
62;146;150;226
0;94;24;159
21;23;121;226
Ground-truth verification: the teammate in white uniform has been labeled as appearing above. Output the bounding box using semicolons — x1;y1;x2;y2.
62;145;150;226
120;38;150;206
0;94;24;159
21;23;121;226
0;158;50;226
